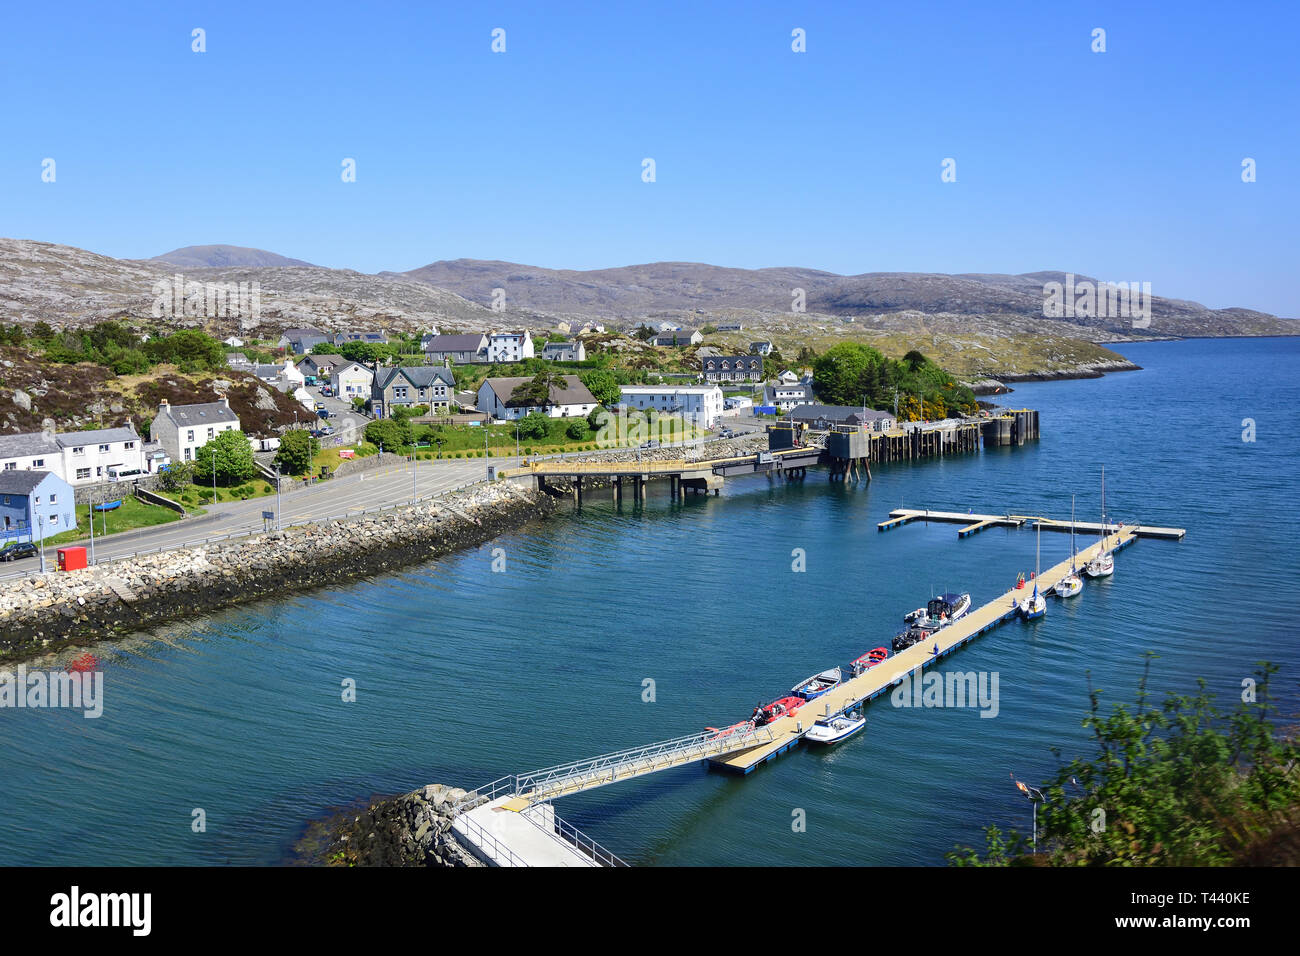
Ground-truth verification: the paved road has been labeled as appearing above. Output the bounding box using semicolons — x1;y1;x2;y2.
0;456;517;579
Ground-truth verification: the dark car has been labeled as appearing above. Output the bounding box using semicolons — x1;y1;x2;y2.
0;542;38;562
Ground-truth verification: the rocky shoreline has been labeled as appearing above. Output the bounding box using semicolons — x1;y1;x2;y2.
293;785;486;867
0;479;557;665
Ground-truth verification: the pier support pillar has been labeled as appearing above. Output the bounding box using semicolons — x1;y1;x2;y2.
614;476;622;505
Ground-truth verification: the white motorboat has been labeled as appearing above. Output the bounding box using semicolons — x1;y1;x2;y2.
903;592;972;630
1085;467;1115;579
804;712;865;745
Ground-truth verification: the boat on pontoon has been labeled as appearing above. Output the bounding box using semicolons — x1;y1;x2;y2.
891;625;933;652
1085;466;1115;579
1018;522;1047;620
792;667;843;701
903;592;972;630
751;696;806;726
804;711;866;745
849;647;889;677
1055;495;1083;598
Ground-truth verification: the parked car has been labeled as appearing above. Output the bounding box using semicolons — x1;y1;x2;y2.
719;428;735;438
320;426;334;436
641;440;660;449
0;542;38;562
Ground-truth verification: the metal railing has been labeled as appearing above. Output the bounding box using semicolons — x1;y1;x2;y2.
512;723;776;802
448;812;530;868
0;471;492;582
519;802;629;867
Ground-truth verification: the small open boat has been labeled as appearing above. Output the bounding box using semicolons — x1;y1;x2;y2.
849;647;889;677
752;696;806;726
805;711;865;745
892;625;932;652
792;667;843;701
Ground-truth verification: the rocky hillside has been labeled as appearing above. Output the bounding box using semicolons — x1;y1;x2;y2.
393;260;1296;340
151;244;318;269
0;345;303;437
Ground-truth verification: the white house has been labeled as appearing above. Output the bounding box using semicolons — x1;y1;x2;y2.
487;330;535;363
222;336;245;348
0;425;160;486
275;358;305;392
477;375;596;420
541;341;586;362
151;399;243;464
764;381;815;412
651;329;702;347
330;361;374;400
619;385;724;428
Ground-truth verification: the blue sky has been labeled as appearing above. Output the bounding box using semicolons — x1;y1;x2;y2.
3;1;1297;315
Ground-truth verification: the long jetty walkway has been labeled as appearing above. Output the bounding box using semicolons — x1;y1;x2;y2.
879;509;1186;541
451;509;1186;864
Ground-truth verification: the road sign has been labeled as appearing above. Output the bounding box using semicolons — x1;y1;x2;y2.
262;511;274;520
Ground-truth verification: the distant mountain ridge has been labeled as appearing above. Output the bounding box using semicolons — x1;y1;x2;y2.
387;259;1294;338
151;244;318;269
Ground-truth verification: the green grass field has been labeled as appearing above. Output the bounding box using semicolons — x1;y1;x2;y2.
43;495;183;546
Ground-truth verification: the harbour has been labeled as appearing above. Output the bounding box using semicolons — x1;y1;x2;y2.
0;337;1294;868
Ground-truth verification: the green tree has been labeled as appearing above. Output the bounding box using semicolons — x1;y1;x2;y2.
274;429;321;476
193;429;257;485
948;658;1300;867
516;412;550;441
365;417;411;451
156;460;196;493
579;369;621;406
565;419;588;441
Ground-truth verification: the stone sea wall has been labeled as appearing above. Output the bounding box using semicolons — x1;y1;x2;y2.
0;480;557;664
294;785;486;867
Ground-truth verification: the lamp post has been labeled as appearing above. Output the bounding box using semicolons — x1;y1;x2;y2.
1012;773;1046;854
37;514;45;573
87;498;95;565
273;463;282;530
515;421;520;457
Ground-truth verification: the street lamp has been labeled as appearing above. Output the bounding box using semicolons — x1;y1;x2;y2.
1012;773;1046;853
273;463;282;530
87;498;95;565
37;514;45;573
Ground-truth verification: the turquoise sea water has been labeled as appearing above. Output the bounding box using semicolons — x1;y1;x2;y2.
1;336;1297;866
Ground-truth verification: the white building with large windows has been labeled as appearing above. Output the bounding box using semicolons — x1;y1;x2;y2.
486;330;535;363
618;385;724;428
0;425;163;485
151;398;242;464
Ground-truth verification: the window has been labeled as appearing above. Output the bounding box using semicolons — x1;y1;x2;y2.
49;494;57;505
187;430;195;443
33;496;40;505
2;462;13;471
99;444;110;453
124;442;135;450
76;468;90;480
184;448;192;461
33;458;44;467
1;496;7;505
394;386;409;399
72;446;85;456
50;514;58;526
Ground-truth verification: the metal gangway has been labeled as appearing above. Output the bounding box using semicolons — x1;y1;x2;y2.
481;722;778;806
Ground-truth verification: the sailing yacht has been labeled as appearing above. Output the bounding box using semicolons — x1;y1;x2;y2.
1019;522;1047;619
1056;495;1083;598
1084;466;1115;579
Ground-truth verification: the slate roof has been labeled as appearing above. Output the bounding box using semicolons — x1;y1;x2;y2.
0;470;57;495
0;431;59;459
374;366;455;390
423;333;487;352
482;375;596;408
787;404;894;424
55;427;138;448
160;401;239;427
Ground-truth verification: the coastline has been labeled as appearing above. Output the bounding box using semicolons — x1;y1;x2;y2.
0;479;558;665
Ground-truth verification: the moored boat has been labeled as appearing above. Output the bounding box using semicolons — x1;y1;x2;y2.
849;647;889;677
904;592;971;630
1085;466;1115;578
1056;495;1084;598
804;711;865;745
1019;521;1047;620
891;625;932;652
792;667;843;701
751;696;806;726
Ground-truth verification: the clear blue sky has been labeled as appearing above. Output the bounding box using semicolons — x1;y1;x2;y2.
3;1;1297;315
